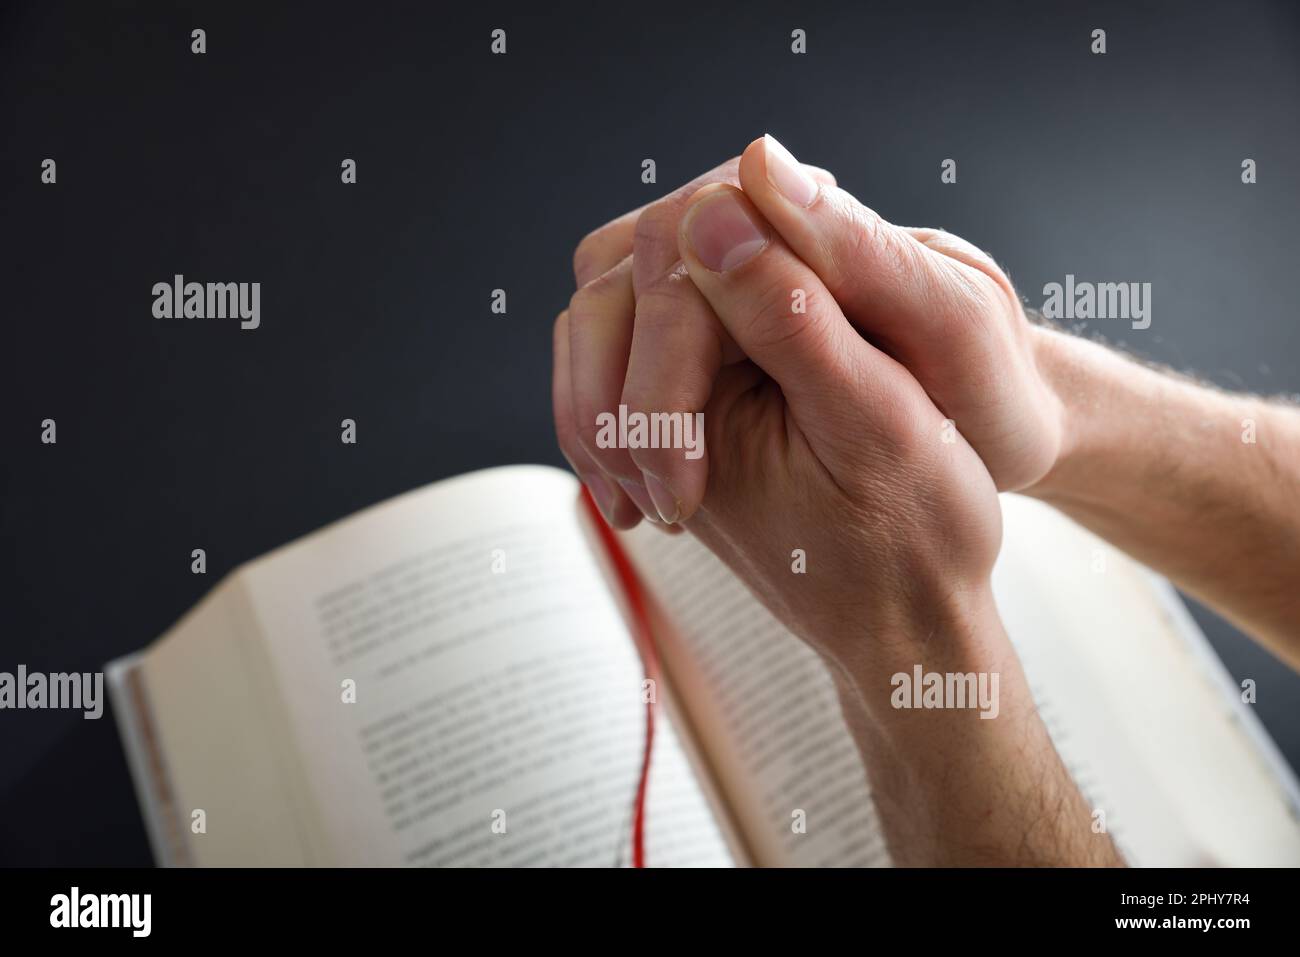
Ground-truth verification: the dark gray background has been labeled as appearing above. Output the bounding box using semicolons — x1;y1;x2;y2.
1;1;1297;865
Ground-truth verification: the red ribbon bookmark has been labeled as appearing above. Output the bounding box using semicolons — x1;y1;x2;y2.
580;485;660;869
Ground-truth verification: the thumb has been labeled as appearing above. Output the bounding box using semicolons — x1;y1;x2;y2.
737;134;979;351
675;184;905;462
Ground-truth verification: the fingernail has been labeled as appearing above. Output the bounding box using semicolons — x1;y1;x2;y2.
763;133;819;208
642;472;681;524
685;190;769;273
583;473;617;522
618;478;659;523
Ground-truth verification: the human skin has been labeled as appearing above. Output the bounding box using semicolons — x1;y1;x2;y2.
556;156;839;529
552;140;1123;865
1025;329;1300;671
555;134;1300;864
721;134;1300;672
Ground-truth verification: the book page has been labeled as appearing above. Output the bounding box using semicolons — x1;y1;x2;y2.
992;494;1300;866
164;465;731;866
619;527;889;868
135;580;311;866
624;493;1300;868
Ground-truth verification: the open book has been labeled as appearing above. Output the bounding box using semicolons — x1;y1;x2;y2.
108;465;1300;866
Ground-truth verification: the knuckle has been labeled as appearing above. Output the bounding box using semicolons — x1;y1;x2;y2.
634;267;694;325
864;216;912;279
567;269;620;320
572;227;613;285
670;158;740;204
620;375;694;422
742;268;831;353
632;203;677;259
618;385;653;419
916;228;1021;313
964;269;1005;314
618;352;667;413
832;196;915;287
974;260;1020;310
946;261;1012;326
618;358;668;413
750;305;821;356
567;285;591;319
879;394;930;453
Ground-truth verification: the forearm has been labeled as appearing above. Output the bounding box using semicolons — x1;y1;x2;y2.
1028;326;1300;668
827;585;1123;867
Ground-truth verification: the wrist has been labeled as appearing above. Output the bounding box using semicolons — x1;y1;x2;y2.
1022;323;1106;503
823;584;1115;865
827;577;1010;726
